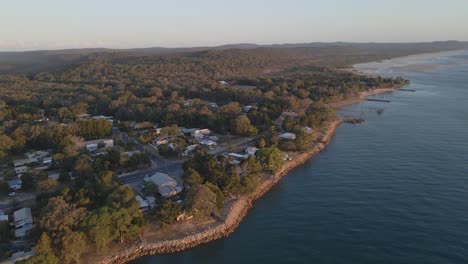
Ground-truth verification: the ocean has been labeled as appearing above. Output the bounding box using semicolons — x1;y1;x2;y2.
132;50;468;264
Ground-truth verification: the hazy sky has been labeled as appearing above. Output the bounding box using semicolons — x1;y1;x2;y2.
1;0;467;51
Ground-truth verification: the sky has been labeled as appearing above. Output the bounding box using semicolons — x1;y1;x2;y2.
1;0;468;51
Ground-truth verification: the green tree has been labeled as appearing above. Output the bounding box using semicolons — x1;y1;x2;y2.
60;231;87;264
231;115;257;136
204;182;224;210
111;207;143;243
83;207;114;252
256;146;284;173
183;167;203;187
40;196;88;242
184;184;218;217
23;233;59;264
156;200;181;225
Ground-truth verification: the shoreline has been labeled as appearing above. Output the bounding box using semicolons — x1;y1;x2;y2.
98;84;404;264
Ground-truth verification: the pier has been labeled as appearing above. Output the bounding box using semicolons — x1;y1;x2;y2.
365;98;391;103
397;88;416;92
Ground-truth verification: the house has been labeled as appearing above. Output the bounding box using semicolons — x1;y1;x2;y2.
78;139;114;151
42;157;52;167
199;139;217;149
302;126;313;134
13;208;33;239
279;132;296;140
92;115;114;123
0;211;8;222
245;147;258;157
146;196;156;208
25;150;49;160
191;129;211;139
13;158;38;168
14;166;28;175
145;172;182;198
229;153;249;160
77;113;91;119
154;137;169;146
243;105;256;113
207;102;219;108
135;195;149;211
275;111;299;127
86;144;98;152
8;179;22;191
181;144;198;157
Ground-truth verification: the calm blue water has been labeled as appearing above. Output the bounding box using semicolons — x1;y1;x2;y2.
132;51;468;264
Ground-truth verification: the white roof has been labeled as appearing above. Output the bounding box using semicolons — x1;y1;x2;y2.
135;195;149;208
279;132;296;140
229;153;249;160
13;158;38;167
147;172;177;187
186;144;198;151
14;208;32;227
193;128;211;135
199;139;216;146
145;172;181;197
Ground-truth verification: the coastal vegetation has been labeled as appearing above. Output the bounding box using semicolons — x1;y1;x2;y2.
1;43;453;263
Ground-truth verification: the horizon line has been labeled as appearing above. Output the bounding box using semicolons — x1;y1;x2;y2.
1;40;467;53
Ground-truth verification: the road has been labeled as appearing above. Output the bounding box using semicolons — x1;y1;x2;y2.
0;192;36;211
114;127;257;191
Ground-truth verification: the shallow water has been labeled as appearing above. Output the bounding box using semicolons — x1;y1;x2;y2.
132;50;468;264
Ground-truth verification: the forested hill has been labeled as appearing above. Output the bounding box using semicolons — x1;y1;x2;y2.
1;41;468;74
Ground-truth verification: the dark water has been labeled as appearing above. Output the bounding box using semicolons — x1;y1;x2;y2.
132;51;468;264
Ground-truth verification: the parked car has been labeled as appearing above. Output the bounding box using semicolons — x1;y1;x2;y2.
8;191;16;197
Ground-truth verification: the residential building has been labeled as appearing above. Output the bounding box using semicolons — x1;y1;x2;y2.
135;195;149;211
8;179;22;191
229;153;249;160
245;147;258;157
199;139;217;149
279;132;297;140
13;158;38;168
13;208;33;239
42;157;52;167
0;211;8;222
144;172;182;198
302;126;313;134
14;166;28;175
191;129;211;139
181;144;198;156
77;139;114;151
86;143;98;152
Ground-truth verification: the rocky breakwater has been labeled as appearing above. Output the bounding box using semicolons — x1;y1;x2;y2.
100;120;341;264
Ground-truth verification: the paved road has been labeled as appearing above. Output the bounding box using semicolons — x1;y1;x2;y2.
0;193;36;211
114;127;257;191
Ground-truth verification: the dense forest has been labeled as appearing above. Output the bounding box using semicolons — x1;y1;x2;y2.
1;42;465;262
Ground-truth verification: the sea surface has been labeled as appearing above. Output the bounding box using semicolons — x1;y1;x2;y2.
132;50;468;264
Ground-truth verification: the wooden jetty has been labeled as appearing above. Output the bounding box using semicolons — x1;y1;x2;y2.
365;98;391;103
342;117;365;124
397;88;416;92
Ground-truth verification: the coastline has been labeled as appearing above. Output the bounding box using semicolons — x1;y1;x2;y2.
98;84;403;264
